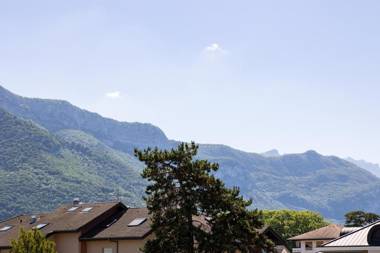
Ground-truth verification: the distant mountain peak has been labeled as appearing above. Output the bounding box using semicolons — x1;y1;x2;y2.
304;150;320;156
345;157;380;178
261;149;281;157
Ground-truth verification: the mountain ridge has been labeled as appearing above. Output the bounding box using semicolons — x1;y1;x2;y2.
1;85;379;221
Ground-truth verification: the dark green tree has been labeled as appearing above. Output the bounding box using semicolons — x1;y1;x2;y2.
136;142;272;253
345;211;380;227
11;228;57;253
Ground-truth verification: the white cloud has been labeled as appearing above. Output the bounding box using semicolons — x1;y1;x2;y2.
105;91;121;99
203;43;228;55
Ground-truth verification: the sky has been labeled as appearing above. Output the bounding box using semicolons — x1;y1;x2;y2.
1;0;379;164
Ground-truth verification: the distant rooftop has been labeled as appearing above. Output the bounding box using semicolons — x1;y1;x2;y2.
288;224;361;241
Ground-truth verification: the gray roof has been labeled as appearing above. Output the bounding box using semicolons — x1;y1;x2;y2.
324;221;380;247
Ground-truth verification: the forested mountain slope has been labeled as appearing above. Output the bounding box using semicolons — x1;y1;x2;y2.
0;108;145;219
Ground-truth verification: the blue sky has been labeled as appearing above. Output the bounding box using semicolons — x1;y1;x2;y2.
1;0;379;164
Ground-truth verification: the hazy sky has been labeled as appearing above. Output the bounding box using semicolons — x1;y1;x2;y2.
1;0;379;164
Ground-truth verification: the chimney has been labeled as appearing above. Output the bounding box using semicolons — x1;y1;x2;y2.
73;198;80;206
29;215;37;224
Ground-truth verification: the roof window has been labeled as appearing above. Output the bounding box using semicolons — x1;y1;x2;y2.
68;206;79;212
34;223;48;230
0;225;12;232
128;218;147;227
81;207;93;212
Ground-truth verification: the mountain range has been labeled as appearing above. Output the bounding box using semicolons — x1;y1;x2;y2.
1;85;379;221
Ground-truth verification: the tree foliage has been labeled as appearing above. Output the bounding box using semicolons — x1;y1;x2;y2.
345;210;380;227
136;142;273;253
262;210;328;240
11;228;57;253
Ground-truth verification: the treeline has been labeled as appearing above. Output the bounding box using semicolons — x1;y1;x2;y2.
262;209;380;241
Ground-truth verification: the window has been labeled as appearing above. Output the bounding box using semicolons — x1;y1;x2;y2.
34;223;48;229
128;218;147;227
305;241;313;250
295;241;301;248
103;248;112;253
67;206;79;212
81;207;93;212
0;226;12;232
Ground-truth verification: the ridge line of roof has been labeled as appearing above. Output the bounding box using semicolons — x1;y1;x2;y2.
0;214;26;224
60;201;122;206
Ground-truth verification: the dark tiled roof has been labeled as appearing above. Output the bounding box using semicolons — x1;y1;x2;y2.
0;201;122;248
83;208;152;240
288;224;343;241
0;215;30;249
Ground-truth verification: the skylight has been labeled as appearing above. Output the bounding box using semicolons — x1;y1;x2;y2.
128;218;147;227
67;206;79;212
34;223;48;230
81;207;93;212
0;226;12;232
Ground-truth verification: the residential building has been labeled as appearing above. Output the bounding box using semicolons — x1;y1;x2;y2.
0;201;290;253
320;220;380;253
288;224;360;253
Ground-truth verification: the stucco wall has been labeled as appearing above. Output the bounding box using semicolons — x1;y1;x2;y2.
86;235;152;253
49;232;82;253
0;249;10;253
294;240;331;253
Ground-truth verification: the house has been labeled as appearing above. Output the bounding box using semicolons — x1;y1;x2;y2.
319;220;380;253
0;201;290;253
257;226;290;253
288;224;360;253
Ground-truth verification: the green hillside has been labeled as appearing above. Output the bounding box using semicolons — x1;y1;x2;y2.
0;109;145;219
198;145;380;218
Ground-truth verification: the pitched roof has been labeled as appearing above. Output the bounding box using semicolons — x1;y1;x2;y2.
0;201;122;248
82;208;152;240
323;221;380;247
288;224;343;241
83;208;212;240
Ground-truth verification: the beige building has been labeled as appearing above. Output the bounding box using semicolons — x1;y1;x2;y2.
0;202;151;253
0;201;290;253
288;224;360;253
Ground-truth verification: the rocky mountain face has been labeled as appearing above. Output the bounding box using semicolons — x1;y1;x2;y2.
1;85;379;221
260;149;281;157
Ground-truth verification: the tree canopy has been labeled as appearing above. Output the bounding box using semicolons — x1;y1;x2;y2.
345;210;380;227
262;210;329;240
136;142;273;253
11;228;57;253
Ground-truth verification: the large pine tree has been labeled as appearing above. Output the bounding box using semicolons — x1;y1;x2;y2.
136;142;273;253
